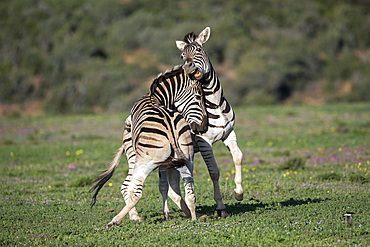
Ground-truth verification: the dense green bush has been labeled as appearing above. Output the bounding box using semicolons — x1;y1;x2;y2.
0;0;369;113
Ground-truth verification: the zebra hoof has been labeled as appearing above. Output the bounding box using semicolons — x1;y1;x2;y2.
106;221;115;228
163;213;171;222
130;215;144;223
217;209;228;218
163;216;171;222
234;190;243;201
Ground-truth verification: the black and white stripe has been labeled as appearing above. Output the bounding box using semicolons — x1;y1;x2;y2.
124;27;244;221
90;66;207;225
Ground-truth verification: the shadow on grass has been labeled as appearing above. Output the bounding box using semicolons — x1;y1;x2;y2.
102;198;329;223
196;197;329;217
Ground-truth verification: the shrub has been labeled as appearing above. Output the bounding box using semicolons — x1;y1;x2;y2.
1;0;369;113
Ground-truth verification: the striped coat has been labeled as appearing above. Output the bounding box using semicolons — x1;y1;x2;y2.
91;66;207;226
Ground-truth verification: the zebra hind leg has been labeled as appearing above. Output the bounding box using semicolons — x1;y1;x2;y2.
159;167;192;220
107;165;153;227
124;162;145;222
166;169;208;218
123;118;145;222
177;166;197;220
196;138;227;217
159;170;171;221
167;168;191;218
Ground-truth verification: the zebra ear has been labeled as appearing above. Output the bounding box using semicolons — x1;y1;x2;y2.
196;27;210;45
176;40;186;51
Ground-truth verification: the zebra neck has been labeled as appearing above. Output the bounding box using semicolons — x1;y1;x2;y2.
201;67;224;107
151;93;174;110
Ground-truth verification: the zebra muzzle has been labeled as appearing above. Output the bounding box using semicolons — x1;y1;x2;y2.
194;70;203;80
183;62;202;79
190;121;208;134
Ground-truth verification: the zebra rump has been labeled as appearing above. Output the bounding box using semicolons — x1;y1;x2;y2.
90;146;187;208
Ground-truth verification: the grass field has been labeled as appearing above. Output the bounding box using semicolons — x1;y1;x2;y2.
1;103;369;246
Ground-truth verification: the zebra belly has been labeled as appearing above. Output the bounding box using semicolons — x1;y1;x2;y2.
198;107;235;145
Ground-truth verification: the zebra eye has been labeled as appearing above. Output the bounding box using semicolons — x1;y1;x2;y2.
196;47;202;52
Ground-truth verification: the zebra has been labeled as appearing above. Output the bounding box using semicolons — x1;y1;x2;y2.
171;26;244;217
90;65;207;226
124;27;244;220
123;115;196;222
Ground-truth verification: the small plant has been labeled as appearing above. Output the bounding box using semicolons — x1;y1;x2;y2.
27;133;39;145
279;156;306;170
273;180;281;192
69;176;93;188
348;173;369;184
272;149;290;157
316;172;342;181
2;138;14;145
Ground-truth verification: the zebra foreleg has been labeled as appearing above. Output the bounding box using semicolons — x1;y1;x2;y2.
223;130;243;201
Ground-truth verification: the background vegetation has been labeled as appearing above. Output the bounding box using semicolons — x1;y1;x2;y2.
1;103;369;245
1;0;369;114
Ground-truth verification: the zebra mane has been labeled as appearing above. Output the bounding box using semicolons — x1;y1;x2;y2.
150;65;183;96
183;32;198;44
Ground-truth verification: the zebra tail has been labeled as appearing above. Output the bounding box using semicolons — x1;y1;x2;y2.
90;145;125;208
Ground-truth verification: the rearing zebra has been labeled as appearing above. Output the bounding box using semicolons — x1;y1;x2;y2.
173;27;244;217
90;65;207;226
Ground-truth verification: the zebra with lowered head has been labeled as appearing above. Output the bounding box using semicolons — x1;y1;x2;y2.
90;65;207;226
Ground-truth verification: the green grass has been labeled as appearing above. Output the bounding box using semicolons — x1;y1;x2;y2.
1;103;369;246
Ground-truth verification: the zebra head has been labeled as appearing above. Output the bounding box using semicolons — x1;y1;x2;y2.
176;27;211;81
175;80;208;134
150;67;208;134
